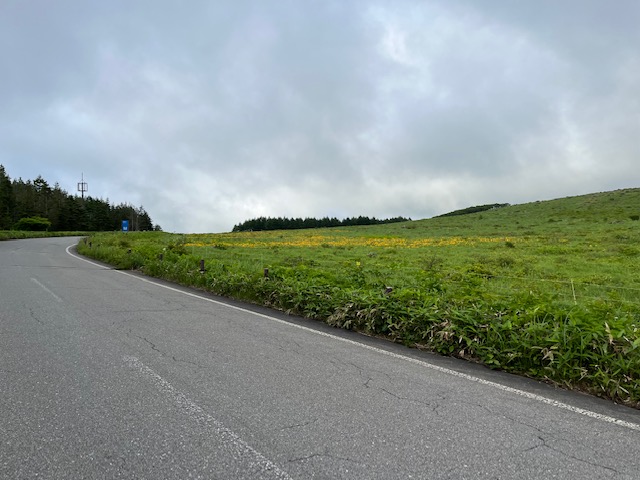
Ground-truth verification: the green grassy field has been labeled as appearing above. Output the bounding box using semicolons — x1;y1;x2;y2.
77;188;640;407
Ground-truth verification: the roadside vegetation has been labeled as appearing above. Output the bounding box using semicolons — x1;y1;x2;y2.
0;231;86;241
77;188;640;407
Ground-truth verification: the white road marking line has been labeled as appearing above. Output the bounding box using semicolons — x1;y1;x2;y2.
30;277;63;303
67;243;640;433
65;244;109;269
122;355;293;479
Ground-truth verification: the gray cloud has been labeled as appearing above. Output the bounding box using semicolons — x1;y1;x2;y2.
1;0;638;232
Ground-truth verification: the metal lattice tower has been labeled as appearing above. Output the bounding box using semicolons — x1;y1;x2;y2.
77;173;88;199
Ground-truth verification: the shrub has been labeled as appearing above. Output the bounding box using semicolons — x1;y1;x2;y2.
13;216;52;231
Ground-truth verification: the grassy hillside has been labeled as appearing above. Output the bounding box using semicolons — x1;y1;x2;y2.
77;188;640;406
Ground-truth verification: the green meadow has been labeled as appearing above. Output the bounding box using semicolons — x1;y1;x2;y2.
77;188;640;407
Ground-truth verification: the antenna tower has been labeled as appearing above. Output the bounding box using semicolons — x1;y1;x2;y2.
77;173;88;199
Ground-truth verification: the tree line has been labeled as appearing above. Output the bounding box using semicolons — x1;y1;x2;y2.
435;203;510;218
232;215;411;232
0;164;156;231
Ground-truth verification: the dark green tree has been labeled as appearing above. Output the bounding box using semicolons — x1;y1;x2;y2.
33;175;52;218
1;166;156;232
0;165;15;229
12;179;37;221
232;215;411;232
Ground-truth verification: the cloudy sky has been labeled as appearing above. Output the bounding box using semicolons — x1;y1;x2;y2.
1;1;639;232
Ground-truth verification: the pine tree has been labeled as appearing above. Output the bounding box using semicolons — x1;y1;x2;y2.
0;165;15;229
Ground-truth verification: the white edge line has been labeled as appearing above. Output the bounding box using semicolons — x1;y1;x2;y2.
67;242;640;433
122;355;292;480
30;277;63;303
66;244;111;269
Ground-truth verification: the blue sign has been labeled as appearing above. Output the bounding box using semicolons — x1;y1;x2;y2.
122;220;129;232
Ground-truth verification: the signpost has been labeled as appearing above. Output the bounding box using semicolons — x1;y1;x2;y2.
122;220;129;232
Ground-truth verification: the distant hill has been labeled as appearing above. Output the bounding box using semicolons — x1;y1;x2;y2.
435;203;510;218
458;188;640;226
374;188;640;239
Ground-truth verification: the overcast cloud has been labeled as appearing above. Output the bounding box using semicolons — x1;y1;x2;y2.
1;1;639;232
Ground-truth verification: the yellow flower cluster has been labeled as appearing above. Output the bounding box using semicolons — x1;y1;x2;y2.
185;235;512;249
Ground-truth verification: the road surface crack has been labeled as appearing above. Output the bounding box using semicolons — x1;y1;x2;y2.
28;307;45;326
135;334;164;355
277;339;303;356
380;387;440;413
480;404;623;475
280;418;319;431
130;332;205;369
287;450;367;467
524;435;621;475
171;355;204;369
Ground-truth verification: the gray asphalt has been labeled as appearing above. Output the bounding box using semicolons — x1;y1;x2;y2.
1;236;639;479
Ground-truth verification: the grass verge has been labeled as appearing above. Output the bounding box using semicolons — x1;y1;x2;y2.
0;231;87;241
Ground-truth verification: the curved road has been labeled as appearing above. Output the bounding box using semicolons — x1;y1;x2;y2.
1;236;639;479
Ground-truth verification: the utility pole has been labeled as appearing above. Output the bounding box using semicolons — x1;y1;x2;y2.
77;173;88;199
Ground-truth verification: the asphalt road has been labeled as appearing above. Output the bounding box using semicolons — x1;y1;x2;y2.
1;236;639;479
